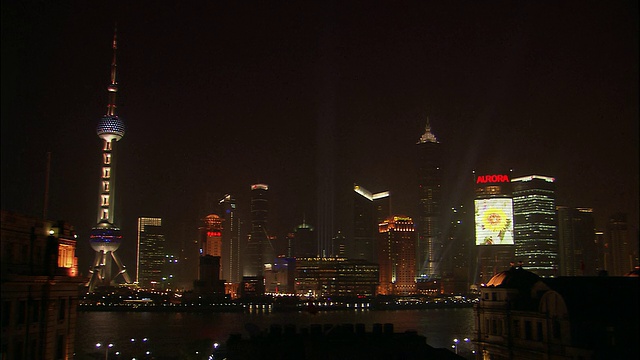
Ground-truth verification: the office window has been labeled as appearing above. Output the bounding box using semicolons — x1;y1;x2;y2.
17;301;26;325
552;319;561;339
2;301;10;327
525;321;532;340
58;299;66;321
30;300;40;324
537;322;544;341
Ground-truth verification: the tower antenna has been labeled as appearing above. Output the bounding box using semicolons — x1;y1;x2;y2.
107;24;118;117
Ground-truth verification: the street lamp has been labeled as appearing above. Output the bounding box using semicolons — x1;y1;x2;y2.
452;338;471;355
96;342;114;360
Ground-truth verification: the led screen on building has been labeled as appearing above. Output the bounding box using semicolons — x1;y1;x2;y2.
474;198;514;245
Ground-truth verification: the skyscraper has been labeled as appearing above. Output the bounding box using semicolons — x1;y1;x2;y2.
557;207;596;276
291;220;316;258
416;119;442;280
219;194;241;284
377;216;417;295
605;213;637;276
244;184;271;276
473;171;515;285
512;175;558;277
88;28;131;291
200;214;223;257
440;204;473;294
353;184;390;262
136;217;165;288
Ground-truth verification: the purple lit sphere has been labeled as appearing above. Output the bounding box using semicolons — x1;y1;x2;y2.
97;115;125;141
90;223;123;252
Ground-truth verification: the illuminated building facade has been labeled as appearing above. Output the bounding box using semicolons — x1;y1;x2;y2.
264;257;296;294
416;119;442;280
1;210;84;360
605;213;637;276
219;194;241;283
556;207;597;276
201;214;223;257
294;258;379;298
136;217;165;288
473;171;515;285
353;184;390;263
377;216;417;295
88;28;131;291
244;184;272;277
512;175;558;277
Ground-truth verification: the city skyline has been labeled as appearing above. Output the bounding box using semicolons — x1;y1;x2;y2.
2;2;638;274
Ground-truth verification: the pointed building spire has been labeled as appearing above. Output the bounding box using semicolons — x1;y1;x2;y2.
417;116;439;144
106;24;118;116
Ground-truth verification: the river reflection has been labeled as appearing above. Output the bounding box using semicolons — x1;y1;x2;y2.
75;307;475;359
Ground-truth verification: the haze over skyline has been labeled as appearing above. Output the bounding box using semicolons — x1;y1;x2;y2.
2;1;638;273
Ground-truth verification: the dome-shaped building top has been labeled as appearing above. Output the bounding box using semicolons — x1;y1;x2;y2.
486;265;540;289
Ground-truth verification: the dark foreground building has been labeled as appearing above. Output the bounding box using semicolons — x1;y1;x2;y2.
213;322;464;360
1;210;84;360
475;265;639;359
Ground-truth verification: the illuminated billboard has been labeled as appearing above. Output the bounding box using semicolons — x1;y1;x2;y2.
474;198;514;245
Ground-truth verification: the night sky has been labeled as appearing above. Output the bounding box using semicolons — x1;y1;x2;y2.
2;1;638;274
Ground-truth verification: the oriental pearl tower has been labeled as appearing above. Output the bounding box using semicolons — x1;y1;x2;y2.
87;27;132;291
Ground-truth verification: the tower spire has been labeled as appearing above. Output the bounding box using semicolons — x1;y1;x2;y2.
106;24;118;116
417;116;439;144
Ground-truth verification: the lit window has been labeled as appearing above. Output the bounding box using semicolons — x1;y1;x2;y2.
101;195;109;206
102;181;110;192
104;153;111;164
103;168;110;178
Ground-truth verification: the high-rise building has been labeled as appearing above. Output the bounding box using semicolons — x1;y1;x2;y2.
136;217;165;288
88;29;131;291
416;119;442;280
200;214;223;257
291;220;316;258
473;172;515;285
557;207;597;276
219;194;241;283
263;256;296;294
512;175;558;277
377;216;417;295
605;213;638;276
353;184;390;262
440;204;473;294
244;184;272;276
332;230;348;258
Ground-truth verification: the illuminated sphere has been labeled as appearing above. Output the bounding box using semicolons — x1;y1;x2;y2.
97;115;125;142
90;222;123;252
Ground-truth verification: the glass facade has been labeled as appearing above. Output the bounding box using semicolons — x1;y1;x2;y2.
512;175;558;277
137;217;165;288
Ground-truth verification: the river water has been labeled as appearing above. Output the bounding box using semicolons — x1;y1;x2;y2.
75;307;476;359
